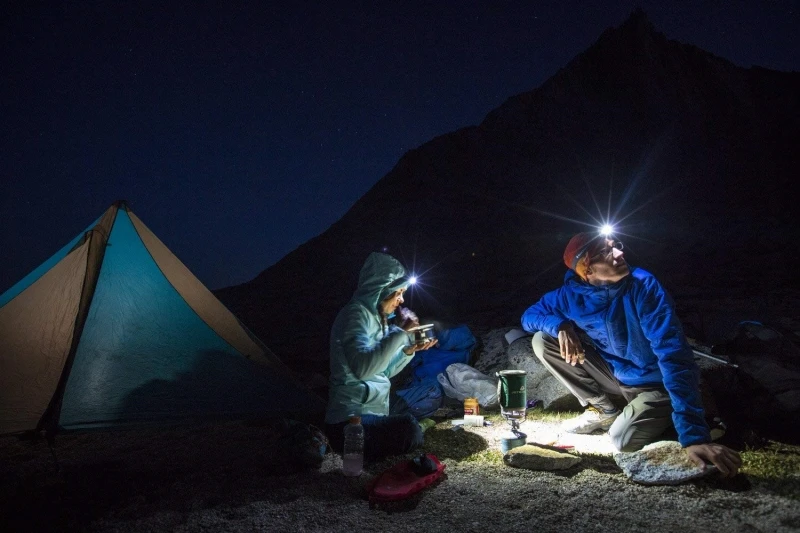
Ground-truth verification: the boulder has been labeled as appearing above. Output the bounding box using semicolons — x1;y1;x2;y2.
472;328;510;373
504;444;582;471
613;440;716;485
474;328;580;411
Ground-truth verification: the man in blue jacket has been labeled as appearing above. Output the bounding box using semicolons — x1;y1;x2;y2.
325;252;437;460
521;232;740;477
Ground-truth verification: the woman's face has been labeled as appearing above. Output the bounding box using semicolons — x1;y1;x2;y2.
379;288;406;316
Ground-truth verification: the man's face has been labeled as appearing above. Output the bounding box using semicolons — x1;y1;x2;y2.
380;287;406;315
585;238;630;285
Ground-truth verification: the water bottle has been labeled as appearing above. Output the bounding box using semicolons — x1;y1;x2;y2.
342;415;364;476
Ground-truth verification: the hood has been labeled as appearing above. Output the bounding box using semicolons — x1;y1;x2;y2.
352;252;408;311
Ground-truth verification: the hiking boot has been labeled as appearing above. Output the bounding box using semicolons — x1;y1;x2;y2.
562;406;620;434
710;417;727;441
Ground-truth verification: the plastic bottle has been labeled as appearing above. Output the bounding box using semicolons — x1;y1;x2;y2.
342;415;364;476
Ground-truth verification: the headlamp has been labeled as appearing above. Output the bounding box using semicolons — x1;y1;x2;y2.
570;236;604;270
569;224;621;270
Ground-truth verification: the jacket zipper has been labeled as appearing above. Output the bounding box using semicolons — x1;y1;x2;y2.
604;286;613;352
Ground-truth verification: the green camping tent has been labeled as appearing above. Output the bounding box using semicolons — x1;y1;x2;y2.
0;201;323;436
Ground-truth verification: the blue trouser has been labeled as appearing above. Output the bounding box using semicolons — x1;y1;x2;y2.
325;413;423;461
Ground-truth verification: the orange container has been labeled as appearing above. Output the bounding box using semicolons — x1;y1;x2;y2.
464;397;480;416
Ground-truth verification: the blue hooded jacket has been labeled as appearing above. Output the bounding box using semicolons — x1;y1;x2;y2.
325;253;415;424
521;268;710;446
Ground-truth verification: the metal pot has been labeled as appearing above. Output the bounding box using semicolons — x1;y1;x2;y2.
411;323;436;345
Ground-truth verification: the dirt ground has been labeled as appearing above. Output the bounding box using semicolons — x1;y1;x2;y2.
2;416;798;533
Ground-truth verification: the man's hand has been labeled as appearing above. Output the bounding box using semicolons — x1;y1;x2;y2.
685;443;742;478
557;322;585;365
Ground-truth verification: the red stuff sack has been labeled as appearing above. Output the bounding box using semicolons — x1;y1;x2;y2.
367;453;445;507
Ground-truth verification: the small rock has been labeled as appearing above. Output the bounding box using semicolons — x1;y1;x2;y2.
613;440;717;485
503;444;582;471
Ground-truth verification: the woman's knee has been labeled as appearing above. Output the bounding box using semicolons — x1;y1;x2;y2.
401;414;423;450
364;414;422;460
384;413;423;452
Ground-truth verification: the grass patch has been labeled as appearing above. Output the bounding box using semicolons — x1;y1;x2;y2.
465;406;581;424
461;449;504;466
417;410;798;499
740;441;800;499
421;406;585;466
523;406;582;423
422;425;490;461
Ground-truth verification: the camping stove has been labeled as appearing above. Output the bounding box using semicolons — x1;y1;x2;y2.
496;369;528;453
499;418;527;454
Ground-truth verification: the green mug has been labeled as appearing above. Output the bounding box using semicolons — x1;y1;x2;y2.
496;370;527;419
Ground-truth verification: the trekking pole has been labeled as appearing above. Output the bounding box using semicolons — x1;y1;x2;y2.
691;349;738;369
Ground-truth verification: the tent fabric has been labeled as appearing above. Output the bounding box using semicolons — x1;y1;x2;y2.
129;211;282;369
0;215;101;308
0;201;323;436
0;240;89;434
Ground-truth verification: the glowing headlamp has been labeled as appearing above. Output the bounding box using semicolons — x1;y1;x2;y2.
600;224;615;237
569;224;621;270
408;276;417;285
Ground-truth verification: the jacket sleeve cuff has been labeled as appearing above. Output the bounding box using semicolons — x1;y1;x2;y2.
678;427;712;447
542;316;567;337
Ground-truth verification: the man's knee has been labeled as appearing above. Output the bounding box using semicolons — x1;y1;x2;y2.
609;419;641;452
608;412;652;452
608;391;673;452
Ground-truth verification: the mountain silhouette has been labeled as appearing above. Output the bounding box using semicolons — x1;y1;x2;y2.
216;10;800;375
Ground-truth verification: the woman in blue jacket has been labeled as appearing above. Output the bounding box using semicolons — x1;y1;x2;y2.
325;252;437;460
521;232;740;477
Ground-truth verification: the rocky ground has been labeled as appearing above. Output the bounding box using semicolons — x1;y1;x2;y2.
2;412;799;533
2;324;799;533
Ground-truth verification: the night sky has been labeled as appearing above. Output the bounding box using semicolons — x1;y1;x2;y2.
2;1;797;292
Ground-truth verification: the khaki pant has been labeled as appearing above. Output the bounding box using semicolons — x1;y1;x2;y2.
532;331;673;452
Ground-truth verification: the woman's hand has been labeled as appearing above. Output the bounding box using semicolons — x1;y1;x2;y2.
398;307;420;331
402;339;438;355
